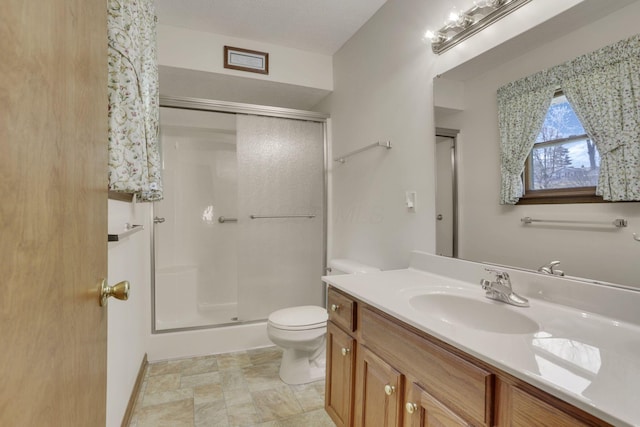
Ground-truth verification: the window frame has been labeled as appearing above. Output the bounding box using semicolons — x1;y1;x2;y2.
517;91;605;205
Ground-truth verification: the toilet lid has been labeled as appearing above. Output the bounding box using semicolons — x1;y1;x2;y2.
268;306;328;330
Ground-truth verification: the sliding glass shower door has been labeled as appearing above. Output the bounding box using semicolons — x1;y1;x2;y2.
236;115;325;322
153;106;325;331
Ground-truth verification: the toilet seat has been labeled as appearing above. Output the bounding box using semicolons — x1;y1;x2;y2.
268;305;328;331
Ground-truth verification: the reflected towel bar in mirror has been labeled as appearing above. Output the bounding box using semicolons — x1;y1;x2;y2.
521;217;627;228
218;216;238;223
250;214;316;219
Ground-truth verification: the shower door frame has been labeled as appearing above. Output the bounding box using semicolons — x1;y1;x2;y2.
151;95;329;334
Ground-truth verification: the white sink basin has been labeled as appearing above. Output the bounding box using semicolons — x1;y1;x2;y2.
409;293;539;334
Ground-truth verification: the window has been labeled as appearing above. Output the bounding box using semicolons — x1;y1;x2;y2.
519;92;603;204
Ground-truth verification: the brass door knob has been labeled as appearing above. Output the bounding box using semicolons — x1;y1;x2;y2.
330;304;340;312
99;279;130;307
384;384;395;396
406;402;418;414
341;348;350;356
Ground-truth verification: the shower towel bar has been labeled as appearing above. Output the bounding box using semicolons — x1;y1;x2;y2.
334;140;392;163
218;216;237;223
521;217;627;228
108;223;144;241
250;214;316;219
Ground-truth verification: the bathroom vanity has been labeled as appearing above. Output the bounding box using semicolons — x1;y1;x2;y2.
322;252;640;427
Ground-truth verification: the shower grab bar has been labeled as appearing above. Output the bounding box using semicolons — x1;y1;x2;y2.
250;214;316;219
334;140;392;163
218;216;237;223
521;216;628;228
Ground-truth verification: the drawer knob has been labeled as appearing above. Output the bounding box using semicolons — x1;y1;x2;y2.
384;384;395;396
330;304;341;312
341;348;350;356
405;402;418;414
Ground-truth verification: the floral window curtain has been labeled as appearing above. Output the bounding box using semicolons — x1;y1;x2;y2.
108;0;163;201
497;33;640;204
497;77;556;204
561;35;640;201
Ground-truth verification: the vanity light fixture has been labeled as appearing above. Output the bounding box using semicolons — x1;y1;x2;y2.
425;0;531;55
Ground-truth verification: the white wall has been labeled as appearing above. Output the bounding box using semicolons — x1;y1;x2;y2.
106;200;152;427
158;24;333;91
326;0;437;270
436;1;640;286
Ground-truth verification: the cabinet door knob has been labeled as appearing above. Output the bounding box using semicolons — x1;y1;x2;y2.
330;304;340;312
405;402;418;414
384;384;395;396
341;348;350;356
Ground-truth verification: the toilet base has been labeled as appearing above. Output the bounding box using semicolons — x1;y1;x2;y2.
278;340;326;385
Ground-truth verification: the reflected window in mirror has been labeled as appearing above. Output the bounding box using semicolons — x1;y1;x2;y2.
519;91;604;205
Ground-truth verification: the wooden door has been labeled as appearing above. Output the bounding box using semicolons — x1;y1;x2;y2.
355;346;403;427
435;136;455;257
326;322;356;427
0;1;108;426
404;383;469;427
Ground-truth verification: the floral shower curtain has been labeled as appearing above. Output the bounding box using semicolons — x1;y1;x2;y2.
107;0;163;201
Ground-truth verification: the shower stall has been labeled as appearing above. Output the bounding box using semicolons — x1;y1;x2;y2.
153;98;327;334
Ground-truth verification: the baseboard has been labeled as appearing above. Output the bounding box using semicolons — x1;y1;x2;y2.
121;353;148;427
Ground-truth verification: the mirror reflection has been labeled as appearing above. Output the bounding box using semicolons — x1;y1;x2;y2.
434;2;640;288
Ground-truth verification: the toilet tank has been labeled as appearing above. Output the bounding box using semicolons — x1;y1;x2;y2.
328;258;380;275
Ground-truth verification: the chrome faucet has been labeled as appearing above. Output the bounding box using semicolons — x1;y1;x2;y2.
538;260;564;276
480;268;529;307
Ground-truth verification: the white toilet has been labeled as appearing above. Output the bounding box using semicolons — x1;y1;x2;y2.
267;259;380;385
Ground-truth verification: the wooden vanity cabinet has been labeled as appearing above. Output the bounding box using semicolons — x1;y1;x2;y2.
359;306;492;426
326;322;356;427
404;382;469;427
325;287;610;427
328;288;356;332
354;345;403;427
494;378;598;427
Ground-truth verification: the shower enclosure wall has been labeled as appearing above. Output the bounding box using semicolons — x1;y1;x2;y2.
153;100;326;332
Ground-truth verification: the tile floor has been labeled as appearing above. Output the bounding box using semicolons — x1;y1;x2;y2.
129;346;336;427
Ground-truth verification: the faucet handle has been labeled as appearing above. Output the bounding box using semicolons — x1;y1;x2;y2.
538;261;564;276
484;268;510;282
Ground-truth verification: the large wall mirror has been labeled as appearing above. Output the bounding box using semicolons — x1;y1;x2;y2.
434;0;640;288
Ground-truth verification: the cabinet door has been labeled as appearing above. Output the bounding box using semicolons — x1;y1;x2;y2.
497;383;592;427
404;383;470;427
355;345;403;427
326;322;356;427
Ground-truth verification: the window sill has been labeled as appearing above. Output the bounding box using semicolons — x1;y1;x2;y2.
517;187;605;204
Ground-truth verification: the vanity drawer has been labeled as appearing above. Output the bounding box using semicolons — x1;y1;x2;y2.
328;287;357;333
360;306;493;426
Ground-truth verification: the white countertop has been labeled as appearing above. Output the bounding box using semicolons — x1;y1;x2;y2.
323;264;640;426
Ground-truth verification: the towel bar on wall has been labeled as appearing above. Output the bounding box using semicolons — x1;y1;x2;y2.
334;140;392;163
521;217;627;228
108;223;144;241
